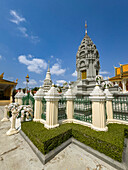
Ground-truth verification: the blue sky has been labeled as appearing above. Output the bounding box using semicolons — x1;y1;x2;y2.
0;0;128;88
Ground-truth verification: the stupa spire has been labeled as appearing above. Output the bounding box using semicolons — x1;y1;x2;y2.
85;21;87;35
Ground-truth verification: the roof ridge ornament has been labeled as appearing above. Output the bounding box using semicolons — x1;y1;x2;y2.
85;20;87;35
0;72;4;79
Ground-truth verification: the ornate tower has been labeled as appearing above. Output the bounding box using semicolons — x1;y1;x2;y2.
43;63;52;92
76;22;100;81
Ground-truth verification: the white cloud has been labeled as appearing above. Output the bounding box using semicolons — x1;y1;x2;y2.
10;10;26;25
18;27;28;37
9;10;40;44
30;35;40;43
18;55;47;74
0;55;2;60
56;80;66;85
23;79;37;86
28;54;34;58
50;63;66;75
39;80;44;83
72;70;77;77
103;76;109;80
99;71;109;75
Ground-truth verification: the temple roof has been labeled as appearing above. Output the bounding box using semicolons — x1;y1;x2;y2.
0;73;17;85
109;64;128;82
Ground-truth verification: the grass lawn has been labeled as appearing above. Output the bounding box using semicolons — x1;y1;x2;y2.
21;122;128;162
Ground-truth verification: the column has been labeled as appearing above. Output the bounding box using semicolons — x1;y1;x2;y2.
104;87;114;120
122;79;126;93
33;87;45;121
17;90;24;105
44;85;60;129
89;84;108;131
64;86;75;120
10;86;13;103
1;105;9;122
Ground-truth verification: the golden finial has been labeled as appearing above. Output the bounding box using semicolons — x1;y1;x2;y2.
114;66;117;69
0;72;4;79
85;21;87;35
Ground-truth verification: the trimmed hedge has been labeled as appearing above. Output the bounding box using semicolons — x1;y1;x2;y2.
21;122;128;162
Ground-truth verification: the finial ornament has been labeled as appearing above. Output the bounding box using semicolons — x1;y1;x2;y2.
85;21;87;35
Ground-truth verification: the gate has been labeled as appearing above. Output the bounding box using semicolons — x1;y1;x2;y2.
58;98;67;120
112;96;128;121
22;92;35;112
41;98;46;120
74;97;92;123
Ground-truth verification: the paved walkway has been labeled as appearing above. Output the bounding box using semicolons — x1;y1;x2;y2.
0;106;117;170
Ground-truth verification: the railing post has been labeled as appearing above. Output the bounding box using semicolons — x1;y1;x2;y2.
1;105;9;122
17;90;24;105
64;86;75;120
33;87;45;121
89;84;108;131
44;85;60;129
6;109;18;136
104;88;114;120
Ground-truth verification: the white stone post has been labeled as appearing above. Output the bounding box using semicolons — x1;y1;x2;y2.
104;88;114;120
44;85;60;129
64;86;75;120
1;105;9;122
89;84;108;131
6;109;18;136
17;90;24;105
33;87;45;121
122;79;127;93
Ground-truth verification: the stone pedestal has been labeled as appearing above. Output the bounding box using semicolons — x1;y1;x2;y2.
33;87;45;121
6;109;19;136
104;88;114;120
1;105;9;122
44;85;60;129
89;85;108;131
64;86;75;120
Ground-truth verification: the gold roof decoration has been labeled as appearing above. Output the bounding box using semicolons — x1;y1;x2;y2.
0;72;4;79
15;78;18;83
26;74;29;79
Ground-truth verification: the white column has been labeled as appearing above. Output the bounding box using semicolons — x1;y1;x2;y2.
44;85;60;129
122;79;127;93
64;86;75;120
17;90;25;105
1;105;9;122
89;84;108;131
104;88;114;121
6;109;19;136
33;87;45;121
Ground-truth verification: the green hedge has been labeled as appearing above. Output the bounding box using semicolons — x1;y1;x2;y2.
21;122;128;162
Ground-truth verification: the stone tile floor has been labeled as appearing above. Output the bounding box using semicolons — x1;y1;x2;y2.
0;106;117;170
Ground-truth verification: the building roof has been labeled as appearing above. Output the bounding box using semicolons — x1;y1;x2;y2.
109;64;128;81
0;73;17;85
